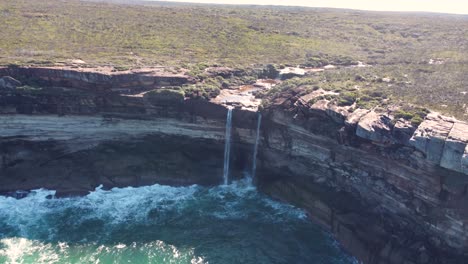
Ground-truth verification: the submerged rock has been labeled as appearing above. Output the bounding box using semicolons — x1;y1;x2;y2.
0;190;30;199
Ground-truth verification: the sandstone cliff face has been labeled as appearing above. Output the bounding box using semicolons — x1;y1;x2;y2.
0;96;252;196
253;91;468;264
1;68;467;264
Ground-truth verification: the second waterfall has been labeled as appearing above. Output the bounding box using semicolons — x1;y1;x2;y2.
223;108;233;185
251;113;262;179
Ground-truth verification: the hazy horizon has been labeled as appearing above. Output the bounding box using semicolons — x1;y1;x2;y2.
144;0;468;15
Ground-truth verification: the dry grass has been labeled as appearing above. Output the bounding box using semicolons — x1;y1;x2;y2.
0;0;467;119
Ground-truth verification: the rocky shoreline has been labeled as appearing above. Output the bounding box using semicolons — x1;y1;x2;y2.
0;67;467;264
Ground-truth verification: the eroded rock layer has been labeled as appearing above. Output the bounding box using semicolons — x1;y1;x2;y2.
0;66;193;92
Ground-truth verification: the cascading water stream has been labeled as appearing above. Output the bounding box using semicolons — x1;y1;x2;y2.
251;113;262;179
223;108;233;185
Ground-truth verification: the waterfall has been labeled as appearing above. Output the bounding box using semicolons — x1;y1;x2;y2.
223;108;233;185
251;113;262;179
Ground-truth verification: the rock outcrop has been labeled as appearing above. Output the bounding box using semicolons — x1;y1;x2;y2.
409;113;456;164
440;121;468;173
406;112;468;175
1;67;467;264
356;111;394;144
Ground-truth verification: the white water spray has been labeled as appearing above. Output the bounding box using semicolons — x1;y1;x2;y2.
223;108;233;185
251;113;262;179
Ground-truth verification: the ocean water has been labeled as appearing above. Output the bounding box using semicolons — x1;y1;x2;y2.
0;179;356;264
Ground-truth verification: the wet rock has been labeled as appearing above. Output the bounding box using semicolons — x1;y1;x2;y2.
0;190;30;199
55;190;90;198
0;76;21;89
462;146;468;175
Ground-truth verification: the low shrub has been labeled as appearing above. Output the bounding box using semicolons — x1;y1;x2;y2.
144;89;185;103
337;92;357;106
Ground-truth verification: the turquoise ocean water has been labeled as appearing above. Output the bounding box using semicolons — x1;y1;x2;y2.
0;179;356;264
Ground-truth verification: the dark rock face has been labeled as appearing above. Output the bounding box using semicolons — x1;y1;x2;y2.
1;68;467;264
250;94;468;264
255;125;466;264
0;135;248;196
0;95;254;196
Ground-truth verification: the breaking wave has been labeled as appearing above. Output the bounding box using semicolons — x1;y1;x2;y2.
0;179;356;264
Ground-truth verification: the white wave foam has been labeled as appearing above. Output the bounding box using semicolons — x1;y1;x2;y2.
0;238;206;264
76;183;200;224
262;197;308;220
0;179;307;238
0;238;60;264
0;184;201;238
0;180;352;263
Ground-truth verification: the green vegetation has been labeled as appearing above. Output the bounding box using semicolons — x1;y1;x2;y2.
144;83;221;102
259;72;391;110
145;89;185;103
259;70;442;122
113;66;131;72
0;0;466;119
1;0;466;68
14;85;95;97
183;84;220;100
393;107;430;126
260;63;467;120
337;92;358;106
355;90;387;110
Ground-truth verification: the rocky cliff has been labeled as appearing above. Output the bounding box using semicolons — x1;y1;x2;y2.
0;67;467;264
0;66;193;92
254;90;468;264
